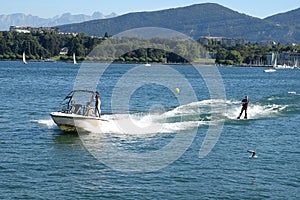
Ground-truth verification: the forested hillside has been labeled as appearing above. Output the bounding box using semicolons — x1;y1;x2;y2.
1;31;300;65
0;32;102;60
59;3;299;43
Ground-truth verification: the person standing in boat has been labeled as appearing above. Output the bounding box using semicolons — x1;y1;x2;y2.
237;95;249;119
95;92;101;117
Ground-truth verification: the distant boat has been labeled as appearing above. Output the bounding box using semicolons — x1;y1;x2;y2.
275;64;285;69
73;53;77;65
22;52;27;64
273;56;288;69
284;64;294;69
274;57;294;69
264;68;276;73
276;63;294;69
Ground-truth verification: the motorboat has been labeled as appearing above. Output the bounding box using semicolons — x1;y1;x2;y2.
50;90;106;132
264;68;276;73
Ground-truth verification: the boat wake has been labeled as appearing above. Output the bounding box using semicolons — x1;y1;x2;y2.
32;119;56;129
81;93;298;136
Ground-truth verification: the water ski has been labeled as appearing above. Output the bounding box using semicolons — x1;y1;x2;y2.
237;116;247;119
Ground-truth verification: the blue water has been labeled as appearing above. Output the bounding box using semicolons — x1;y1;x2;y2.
0;61;299;199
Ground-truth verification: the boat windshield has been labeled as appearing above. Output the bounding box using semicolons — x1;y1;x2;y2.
59;90;95;115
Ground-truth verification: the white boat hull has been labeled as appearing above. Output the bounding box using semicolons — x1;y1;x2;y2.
264;69;276;73
50;112;106;132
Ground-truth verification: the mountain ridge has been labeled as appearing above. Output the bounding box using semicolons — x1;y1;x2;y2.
1;3;299;43
0;12;117;31
265;7;300;26
58;3;299;43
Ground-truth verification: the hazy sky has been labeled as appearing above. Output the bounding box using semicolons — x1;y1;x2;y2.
1;0;299;19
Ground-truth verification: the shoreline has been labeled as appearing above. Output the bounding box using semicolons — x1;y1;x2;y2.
0;59;274;68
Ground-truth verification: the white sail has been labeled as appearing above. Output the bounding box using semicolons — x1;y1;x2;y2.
273;57;277;68
73;53;77;65
23;52;27;64
294;59;298;68
145;51;151;66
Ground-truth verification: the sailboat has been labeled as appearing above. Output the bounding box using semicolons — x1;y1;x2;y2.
264;57;276;72
22;52;27;64
293;59;298;69
73;53;77;65
144;50;151;67
273;57;277;68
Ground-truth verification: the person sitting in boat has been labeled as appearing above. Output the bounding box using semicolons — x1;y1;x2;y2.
69;100;76;113
85;102;94;116
70;100;82;114
237;96;249;119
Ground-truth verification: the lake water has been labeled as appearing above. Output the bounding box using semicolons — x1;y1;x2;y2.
0;61;299;199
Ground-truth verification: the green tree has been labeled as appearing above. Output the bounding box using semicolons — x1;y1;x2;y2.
227;50;243;64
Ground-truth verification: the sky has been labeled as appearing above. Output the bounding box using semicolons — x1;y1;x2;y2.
0;0;299;19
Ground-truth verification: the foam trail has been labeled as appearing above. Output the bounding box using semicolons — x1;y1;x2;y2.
85;98;287;136
32;119;56;129
39;97;290;135
83;112;200;138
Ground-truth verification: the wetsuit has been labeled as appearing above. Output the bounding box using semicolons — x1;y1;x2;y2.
95;95;101;117
238;98;249;119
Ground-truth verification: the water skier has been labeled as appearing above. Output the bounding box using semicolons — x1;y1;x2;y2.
237;95;249;119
